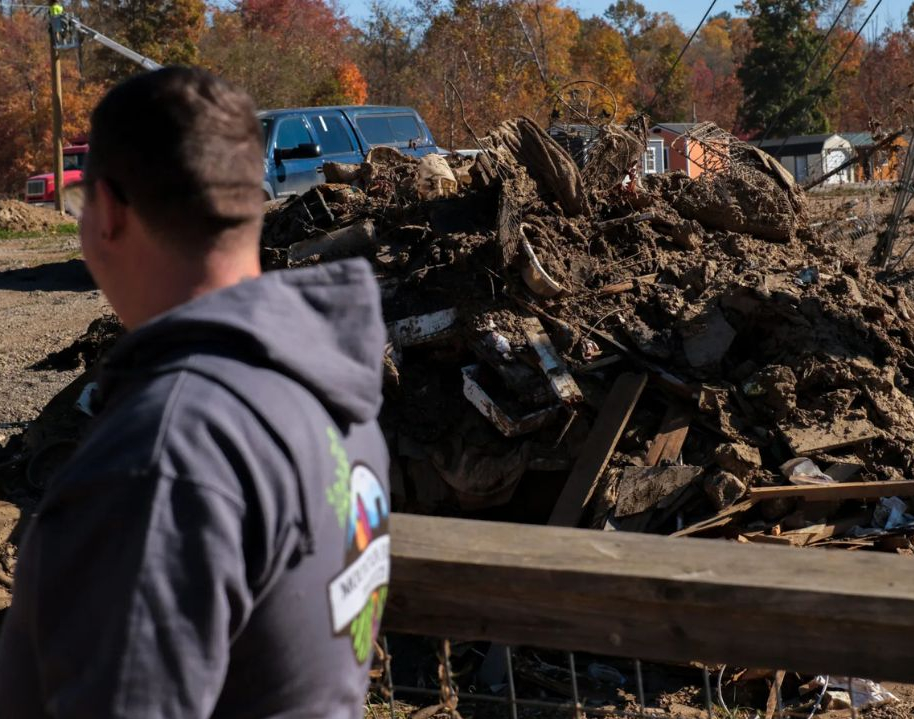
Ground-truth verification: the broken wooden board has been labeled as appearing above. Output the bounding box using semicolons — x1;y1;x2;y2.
582;323;697;400
521;317;583;405
597;273;658;297
671;499;754;538
781;419;879;456
645;404;691;466
748;480;914;503
615;466;702;518
548;372;647;527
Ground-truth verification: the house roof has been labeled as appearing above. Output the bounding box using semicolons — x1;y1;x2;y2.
757;134;840;157
651;123;702;136
842;131;876;146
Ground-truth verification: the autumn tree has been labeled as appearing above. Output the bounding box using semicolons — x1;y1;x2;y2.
73;0;205;81
839;28;914;131
605;1;689;121
568;18;636;120
737;0;833;137
356;2;420;105
408;0;580;148
199;0;367;107
0;11;102;194
685;15;745;130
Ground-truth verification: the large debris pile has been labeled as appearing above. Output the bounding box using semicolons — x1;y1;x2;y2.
258;116;914;546
7;118;914;548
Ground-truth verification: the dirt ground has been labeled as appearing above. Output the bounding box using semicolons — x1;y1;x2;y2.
0;233;109;436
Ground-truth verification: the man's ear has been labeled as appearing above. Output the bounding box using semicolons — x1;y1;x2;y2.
94;178;128;245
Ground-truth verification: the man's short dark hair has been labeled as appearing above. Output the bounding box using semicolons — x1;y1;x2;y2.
86;66;263;250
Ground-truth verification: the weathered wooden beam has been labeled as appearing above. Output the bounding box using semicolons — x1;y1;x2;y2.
749;480;914;503
548;372;647;526
385;513;914;681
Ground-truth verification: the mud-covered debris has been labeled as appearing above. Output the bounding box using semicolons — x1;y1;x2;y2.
482;117;588;216
12;115;914;550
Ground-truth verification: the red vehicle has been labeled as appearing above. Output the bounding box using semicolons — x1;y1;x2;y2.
24;143;89;204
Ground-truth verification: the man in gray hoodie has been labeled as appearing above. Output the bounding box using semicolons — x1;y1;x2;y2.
0;67;390;718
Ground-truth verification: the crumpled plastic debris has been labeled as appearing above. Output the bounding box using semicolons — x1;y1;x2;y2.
779;457;834;486
807;676;898;709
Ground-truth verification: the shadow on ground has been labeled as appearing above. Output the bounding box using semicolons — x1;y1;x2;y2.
0;259;95;292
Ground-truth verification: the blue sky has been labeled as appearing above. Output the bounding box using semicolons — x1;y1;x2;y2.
339;0;910;33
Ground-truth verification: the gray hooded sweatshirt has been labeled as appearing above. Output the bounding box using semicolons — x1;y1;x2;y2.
0;259;391;719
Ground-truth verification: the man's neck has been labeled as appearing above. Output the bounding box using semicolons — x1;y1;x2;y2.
118;236;262;330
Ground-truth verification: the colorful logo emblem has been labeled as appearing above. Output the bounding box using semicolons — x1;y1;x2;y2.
326;427;390;662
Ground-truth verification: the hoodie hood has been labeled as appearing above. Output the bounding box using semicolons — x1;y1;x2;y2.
103;258;385;424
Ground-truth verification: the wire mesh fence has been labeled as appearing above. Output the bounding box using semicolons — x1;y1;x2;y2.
369;636;874;719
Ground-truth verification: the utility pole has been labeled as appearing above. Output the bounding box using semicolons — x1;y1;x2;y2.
49;1;65;213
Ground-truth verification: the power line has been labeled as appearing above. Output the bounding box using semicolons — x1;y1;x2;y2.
757;0;854;144
643;0;717;117
769;0;883;157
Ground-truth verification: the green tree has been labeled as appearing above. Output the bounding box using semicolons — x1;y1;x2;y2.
736;0;831;136
356;2;419;105
75;0;205;82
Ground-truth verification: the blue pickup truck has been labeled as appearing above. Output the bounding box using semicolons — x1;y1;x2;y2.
259;105;439;200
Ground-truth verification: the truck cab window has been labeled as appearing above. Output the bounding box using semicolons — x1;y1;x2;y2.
307;113;354;155
275;118;314;151
355;116;389;145
63;153;86;171
389;115;422;144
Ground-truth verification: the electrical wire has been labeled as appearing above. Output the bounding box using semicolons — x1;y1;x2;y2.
757;0;854;143
770;0;884;157
643;0;717;116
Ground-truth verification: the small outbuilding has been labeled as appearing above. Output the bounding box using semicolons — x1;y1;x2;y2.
841;131;908;182
756;134;854;184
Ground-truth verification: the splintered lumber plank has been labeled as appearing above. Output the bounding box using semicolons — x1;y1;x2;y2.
521;317;583;405
781;419;878;456
385;513;914;682
646;404;691;466
671;499;754;537
748;480;914;503
548;372;647;527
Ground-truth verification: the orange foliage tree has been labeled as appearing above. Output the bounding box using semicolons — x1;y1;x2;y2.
685;16;745;131
402;0;599;148
200;0;366;107
567;18;636;121
0;11;102;195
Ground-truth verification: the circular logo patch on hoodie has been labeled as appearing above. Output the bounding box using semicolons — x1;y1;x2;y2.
327;461;390;663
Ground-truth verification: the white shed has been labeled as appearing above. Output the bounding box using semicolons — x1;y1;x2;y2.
757;134;854;184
